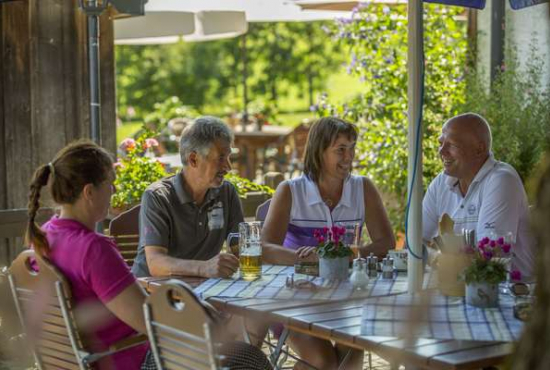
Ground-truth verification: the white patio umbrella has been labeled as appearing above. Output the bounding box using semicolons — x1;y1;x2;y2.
115;10;248;45
296;0;405;11
142;0;349;23
115;0;350;46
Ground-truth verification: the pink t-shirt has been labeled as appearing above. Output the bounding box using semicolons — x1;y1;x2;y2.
42;217;149;370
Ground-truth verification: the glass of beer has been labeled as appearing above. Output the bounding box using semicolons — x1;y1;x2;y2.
337;222;362;258
227;221;262;281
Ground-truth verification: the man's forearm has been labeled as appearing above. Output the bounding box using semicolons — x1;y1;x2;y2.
148;254;204;277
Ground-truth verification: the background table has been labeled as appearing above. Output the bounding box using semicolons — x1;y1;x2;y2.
233;125;292;179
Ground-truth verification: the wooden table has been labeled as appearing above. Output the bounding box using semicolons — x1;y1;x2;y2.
209;296;514;370
139;275;515;370
233;125;292;179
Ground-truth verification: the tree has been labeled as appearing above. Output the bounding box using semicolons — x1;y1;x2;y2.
313;4;468;231
116;39;240;120
115;22;344;120
460;44;550;184
244;22;343;109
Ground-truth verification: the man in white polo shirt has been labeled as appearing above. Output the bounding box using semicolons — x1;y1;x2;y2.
423;112;534;279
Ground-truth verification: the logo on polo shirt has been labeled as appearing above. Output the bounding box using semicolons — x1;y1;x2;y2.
467;204;477;215
208;201;224;231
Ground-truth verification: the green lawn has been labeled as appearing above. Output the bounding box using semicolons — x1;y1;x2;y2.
116;121;143;145
276;69;365;112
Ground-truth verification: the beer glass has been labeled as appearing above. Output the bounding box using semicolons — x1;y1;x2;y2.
337;222;362;258
227;221;262;281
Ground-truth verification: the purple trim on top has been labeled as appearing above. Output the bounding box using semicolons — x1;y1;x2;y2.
283;224;318;250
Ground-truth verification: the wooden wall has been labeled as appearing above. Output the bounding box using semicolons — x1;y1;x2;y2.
0;0;117;266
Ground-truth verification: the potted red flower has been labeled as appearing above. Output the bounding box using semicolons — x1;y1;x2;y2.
315;226;353;281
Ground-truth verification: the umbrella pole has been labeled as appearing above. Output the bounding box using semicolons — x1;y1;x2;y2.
406;0;424;293
241;33;249;126
79;0;107;144
79;0;108;235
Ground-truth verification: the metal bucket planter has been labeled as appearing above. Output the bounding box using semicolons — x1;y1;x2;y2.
319;257;349;281
466;282;499;308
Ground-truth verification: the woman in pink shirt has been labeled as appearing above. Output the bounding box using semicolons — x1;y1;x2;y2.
25;140;152;369
25;140;271;370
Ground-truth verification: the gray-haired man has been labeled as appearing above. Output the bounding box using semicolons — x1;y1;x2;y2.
132;116;243;278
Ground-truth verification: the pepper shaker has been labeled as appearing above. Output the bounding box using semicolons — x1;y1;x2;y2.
382;257;394;279
366;253;378;278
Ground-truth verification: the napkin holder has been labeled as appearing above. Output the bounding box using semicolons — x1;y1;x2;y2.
437;233;470;297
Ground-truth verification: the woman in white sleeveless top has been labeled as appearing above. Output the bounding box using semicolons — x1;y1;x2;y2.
262;117;395;369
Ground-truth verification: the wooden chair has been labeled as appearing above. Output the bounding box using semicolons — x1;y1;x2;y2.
108;204;141;266
8;249;145;370
0;207;56;267
255;199;271;222
143;280;225;370
286;121;310;177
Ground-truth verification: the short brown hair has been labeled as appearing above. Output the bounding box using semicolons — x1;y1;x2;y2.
303;117;358;182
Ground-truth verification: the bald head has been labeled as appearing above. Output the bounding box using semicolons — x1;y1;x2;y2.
438;113;493;192
444;113;492;155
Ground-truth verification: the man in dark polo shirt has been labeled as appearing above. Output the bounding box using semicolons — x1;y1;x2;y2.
132;116;243;278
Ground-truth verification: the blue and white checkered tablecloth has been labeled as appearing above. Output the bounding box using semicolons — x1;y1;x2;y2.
360;293;524;342
194;265;435;301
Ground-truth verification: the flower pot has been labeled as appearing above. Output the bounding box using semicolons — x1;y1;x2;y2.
319;257;349;281
466;282;499;308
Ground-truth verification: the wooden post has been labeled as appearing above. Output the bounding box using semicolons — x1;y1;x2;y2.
0;0;116;265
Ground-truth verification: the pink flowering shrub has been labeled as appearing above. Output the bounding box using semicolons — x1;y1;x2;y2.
314;226;353;259
111;133;168;209
462;237;521;285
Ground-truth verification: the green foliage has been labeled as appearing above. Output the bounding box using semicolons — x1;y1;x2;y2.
462;258;508;285
144;96;199;132
314;4;467;232
116;40;238;119
243;22;343;107
462;238;512;285
317;240;354;259
460;44;550;183
248;99;280;125
111;132;169;208
115;22;344;120
225;173;275;198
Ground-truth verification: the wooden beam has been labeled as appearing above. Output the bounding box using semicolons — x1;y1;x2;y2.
3;0;33;210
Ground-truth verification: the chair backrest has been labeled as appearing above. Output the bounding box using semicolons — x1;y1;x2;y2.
0;208;56;239
290;122;310;162
255;199;271;222
8;249;91;370
108;204;141;266
144;280;222;370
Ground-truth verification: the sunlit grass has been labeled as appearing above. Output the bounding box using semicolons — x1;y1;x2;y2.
116;70;365;139
116;121;143;144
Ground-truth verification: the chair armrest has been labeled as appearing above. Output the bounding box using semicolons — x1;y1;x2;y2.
109;333;148;352
84;334;148;365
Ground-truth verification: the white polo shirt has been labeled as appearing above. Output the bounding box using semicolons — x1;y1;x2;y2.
422;154;534;278
282;175;365;249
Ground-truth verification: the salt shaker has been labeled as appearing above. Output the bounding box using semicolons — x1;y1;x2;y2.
382;257;394;279
350;258;369;290
366;253;378;278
